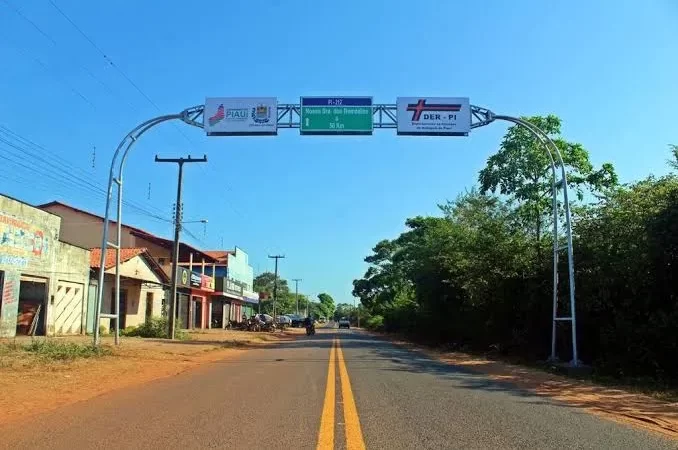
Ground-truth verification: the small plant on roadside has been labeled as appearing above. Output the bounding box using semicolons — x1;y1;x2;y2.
22;340;111;361
122;317;189;341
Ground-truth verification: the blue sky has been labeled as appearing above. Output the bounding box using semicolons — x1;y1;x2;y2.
0;0;676;304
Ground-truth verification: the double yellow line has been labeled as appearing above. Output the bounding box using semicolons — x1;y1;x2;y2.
317;336;366;450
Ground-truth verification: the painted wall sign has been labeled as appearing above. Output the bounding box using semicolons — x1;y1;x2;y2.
200;274;214;292
0;270;21;338
190;272;201;288
177;267;190;288
0;212;51;268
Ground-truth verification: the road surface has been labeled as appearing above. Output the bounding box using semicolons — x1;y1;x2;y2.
0;328;674;449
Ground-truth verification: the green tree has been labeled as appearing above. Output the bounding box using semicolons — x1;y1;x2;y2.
668;144;678;171
254;272;291;315
478;115;617;261
317;293;335;319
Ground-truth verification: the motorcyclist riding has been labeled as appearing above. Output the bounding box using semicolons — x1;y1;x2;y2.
304;316;315;335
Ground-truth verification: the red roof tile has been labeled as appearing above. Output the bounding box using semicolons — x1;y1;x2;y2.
90;248;147;269
203;250;233;263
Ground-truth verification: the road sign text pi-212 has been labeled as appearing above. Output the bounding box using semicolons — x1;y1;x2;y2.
300;97;373;135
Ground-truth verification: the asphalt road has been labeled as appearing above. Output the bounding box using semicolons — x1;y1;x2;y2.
1;328;675;449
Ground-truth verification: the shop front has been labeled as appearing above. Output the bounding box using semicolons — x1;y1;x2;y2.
0;195;90;338
187;271;214;329
212;276;257;327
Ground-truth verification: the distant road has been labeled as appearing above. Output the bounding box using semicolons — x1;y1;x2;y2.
0;329;674;449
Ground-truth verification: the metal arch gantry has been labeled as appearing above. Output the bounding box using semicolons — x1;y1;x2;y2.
94;102;579;367
182;104;496;131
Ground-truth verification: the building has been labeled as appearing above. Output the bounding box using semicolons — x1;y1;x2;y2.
0;194;90;337
89;247;169;333
203;247;259;327
39;201;218;331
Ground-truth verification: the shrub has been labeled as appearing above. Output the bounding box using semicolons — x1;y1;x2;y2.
365;315;385;331
22;340;111;360
122;317;188;340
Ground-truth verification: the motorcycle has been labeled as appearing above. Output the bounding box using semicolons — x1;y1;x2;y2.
305;323;316;336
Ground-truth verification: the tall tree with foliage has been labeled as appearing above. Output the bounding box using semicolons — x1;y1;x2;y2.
317;293;335;319
478;115;617;261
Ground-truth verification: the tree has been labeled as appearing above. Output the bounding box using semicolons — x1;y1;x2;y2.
317;293;335;319
254;272;291;316
478;115;617;261
669;144;678;171
334;303;355;321
253;272;290;298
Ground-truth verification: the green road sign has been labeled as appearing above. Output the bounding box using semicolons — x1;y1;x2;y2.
300;97;373;135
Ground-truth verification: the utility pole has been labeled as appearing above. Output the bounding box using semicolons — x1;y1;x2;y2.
155;154;207;339
268;255;285;319
292;278;302;315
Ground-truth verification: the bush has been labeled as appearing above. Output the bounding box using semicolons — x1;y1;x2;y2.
364;315;385;331
22;340;111;360
121;317;188;340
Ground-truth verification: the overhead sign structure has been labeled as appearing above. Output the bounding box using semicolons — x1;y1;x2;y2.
300;97;373;135
204;97;277;136
396;97;471;136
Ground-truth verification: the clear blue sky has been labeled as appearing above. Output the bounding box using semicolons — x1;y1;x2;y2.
1;0;676;304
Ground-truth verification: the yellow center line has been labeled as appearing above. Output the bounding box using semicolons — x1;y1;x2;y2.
337;337;367;450
316;337;337;450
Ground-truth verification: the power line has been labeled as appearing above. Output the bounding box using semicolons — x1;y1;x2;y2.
0;129;171;223
0;125;168;216
47;0;202;152
0;0;56;45
0;131;167;220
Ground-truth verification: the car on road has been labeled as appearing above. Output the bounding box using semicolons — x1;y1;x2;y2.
276;315;292;328
338;317;350;329
286;314;304;327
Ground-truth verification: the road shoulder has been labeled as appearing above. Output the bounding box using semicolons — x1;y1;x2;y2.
367;331;678;440
0;329;297;425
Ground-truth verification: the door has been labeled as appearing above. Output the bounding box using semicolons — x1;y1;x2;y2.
54;281;85;335
119;290;128;329
110;288;128;331
17;278;47;336
145;292;153;322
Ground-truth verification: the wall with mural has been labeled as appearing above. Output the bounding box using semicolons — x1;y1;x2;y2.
0;195;60;273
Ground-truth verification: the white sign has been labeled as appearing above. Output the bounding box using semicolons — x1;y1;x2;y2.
396;97;471;136
204;97;277;135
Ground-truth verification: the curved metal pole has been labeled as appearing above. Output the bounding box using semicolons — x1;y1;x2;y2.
93;113;186;346
492;114;579;366
493;115;561;362
541;136;579;366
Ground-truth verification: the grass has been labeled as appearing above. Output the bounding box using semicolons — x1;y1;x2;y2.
23;340;112;360
0;339;111;364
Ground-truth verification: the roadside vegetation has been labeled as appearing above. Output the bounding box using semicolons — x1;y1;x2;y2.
121;317;188;340
0;339;111;367
253;273;336;319
353;116;678;386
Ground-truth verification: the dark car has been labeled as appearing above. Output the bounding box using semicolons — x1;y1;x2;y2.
338;317;350;329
